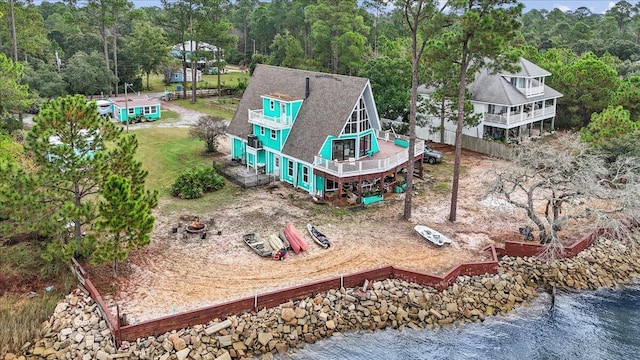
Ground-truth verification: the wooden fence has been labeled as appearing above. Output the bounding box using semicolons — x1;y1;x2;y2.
72;223;629;345
461;135;513;159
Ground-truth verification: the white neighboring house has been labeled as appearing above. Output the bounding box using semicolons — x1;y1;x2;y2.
418;58;563;144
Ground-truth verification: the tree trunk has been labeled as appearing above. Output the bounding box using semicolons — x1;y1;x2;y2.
403;22;419;221
439;97;446;144
9;0;18;63
112;21;119;96
449;45;469;222
191;65;197;103
102;27;110;71
112;258;118;278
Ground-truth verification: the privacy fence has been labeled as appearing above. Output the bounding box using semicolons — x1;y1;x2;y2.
71;225;624;346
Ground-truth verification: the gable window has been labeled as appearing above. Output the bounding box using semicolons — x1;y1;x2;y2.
332;139;355;161
343;97;371;134
302;166;309;183
288;160;294;177
270;100;275;111
271;129;277;139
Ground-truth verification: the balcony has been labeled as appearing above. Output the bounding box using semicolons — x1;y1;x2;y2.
248;109;293;130
313;130;425;177
484;105;556;127
516;84;545;97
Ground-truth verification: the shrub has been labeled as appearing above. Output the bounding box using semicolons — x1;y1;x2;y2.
171;167;225;199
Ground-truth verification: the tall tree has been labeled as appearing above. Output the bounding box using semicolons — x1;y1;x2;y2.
86;0;112;73
62;51;118;96
124;22;169;89
269;30;304;68
110;0;134;96
306;0;370;74
25;96;120;257
0;54;30;116
91;173;155;277
444;0;522;222
361;54;411;121
400;0;442;220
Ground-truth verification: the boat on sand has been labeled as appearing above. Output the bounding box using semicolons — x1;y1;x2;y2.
307;224;331;248
284;223;307;253
243;233;274;257
414;225;451;247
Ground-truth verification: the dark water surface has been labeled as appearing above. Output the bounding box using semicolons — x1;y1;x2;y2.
286;281;640;360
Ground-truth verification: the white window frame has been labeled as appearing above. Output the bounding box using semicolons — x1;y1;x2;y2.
288;160;294;177
270;100;275;111
260;126;265;136
127;107;135;115
302;166;309;183
271;129;277;139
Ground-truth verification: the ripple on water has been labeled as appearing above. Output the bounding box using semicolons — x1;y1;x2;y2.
287;282;640;360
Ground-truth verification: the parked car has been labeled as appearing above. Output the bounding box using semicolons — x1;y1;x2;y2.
423;145;443;164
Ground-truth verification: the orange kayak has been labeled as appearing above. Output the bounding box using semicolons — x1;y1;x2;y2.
285;223;307;252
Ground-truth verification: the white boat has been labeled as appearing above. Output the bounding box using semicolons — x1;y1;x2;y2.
414;225;451;246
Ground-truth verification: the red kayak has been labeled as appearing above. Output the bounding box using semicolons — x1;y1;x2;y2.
284;225;301;254
285;223;307;252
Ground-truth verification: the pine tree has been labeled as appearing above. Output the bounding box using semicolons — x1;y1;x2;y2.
91;174;155;277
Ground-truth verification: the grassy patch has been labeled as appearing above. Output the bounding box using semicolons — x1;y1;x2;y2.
143;73;249;93
173;98;236;120
0;292;61;354
132;128;214;195
158;183;242;216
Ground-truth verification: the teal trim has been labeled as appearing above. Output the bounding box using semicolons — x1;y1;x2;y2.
291;100;302;122
116;104;161;122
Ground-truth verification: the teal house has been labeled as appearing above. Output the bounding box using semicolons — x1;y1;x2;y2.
227;65;425;206
111;95;162;123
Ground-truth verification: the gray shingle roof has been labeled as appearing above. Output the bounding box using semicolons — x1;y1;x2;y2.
469;67;562;106
228;64;369;164
505;58;551;77
417;58;562;106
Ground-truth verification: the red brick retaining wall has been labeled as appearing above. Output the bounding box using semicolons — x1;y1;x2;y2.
71;224;625;345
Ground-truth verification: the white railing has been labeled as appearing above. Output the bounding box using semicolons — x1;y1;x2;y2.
248;109;293;129
516;85;545;97
313;135;425;177
484;105;556;127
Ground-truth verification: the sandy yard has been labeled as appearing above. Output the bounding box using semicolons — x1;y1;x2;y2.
90;103;537;324
92;138;534;324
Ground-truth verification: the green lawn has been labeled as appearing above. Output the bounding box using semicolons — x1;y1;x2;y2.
131;126;242;215
143;72;249;93
173;98;238;120
132;128;213;194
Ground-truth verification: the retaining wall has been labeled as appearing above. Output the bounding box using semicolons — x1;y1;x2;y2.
71;226;610;345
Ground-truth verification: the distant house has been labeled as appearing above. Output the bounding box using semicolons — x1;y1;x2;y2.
418;58;563;144
169;68;203;83
227;64;425;206
170;41;224;65
110;95;161;123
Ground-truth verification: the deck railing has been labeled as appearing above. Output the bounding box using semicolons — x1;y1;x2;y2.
484;105;555;126
314;132;425;177
248;109;293;129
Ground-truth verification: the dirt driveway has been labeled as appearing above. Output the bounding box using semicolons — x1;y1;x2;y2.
95;104;530;324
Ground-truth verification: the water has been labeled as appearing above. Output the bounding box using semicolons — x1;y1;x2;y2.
287;281;640;360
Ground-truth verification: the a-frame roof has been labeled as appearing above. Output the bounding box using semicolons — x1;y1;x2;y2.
228;64;370;164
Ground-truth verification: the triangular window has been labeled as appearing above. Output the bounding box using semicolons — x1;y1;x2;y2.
342;97;371;134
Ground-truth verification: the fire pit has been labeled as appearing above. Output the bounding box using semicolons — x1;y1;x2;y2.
185;217;207;233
